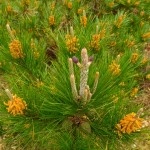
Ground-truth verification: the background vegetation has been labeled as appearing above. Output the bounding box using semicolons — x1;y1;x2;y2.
0;0;150;149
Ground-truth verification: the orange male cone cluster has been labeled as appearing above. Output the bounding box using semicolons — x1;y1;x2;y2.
131;53;139;63
80;10;87;27
65;27;79;53
109;60;121;75
116;112;143;134
9;39;23;59
115;15;126;28
49;15;55;26
4;94;27;116
91;34;101;50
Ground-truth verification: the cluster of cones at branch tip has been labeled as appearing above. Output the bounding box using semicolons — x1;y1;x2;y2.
1;85;27;116
69;48;99;105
